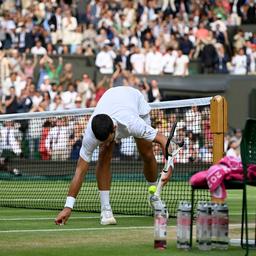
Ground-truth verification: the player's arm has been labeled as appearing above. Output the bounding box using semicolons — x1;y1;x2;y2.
55;157;89;225
153;132;168;158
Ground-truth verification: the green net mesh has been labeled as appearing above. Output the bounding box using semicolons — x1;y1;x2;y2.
0;98;212;217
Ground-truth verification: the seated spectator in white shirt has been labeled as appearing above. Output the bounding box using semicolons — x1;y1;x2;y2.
95;43;116;74
31;40;47;55
130;47;145;74
40;75;52;92
62;9;78;32
162;47;177;74
49;94;65;111
231;48;247;75
226;137;241;159
145;45;163;75
3;72;26;97
0;120;22;157
173;49;189;76
61;83;77;109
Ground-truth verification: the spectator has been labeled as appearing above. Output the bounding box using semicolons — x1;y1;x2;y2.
148;79;161;103
244;0;256;24
226;137;241;159
40;75;52;92
8;49;22;74
93;76;109;105
215;44;229;74
83;23;97;50
115;44;128;70
214;24;226;46
130;46;145;74
198;31;218;74
110;64;129;88
29;85;43;112
0;121;22;174
95;43;116;74
231;48;247;75
61;83;77;109
31;39;47;55
27;117;44;159
3;71;26;97
45;117;71;160
179;33;194;58
17;87;33;113
62;9;78;45
185;105;202;139
49;94;65;111
77;73;95;107
74;95;83;109
233;29;246;52
38;91;51;112
60;63;73;90
21;54;37;80
0;51;10;85
173;49;189;76
195;22;209;41
48;7;63;45
39;120;52;160
5;86;18;114
248;43;256;74
145;45;163;75
44;56;63;84
69;120;84;160
162;47;177;74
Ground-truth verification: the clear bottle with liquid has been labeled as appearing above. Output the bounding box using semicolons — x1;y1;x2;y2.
196;202;212;251
154;206;168;249
177;201;191;249
216;203;229;250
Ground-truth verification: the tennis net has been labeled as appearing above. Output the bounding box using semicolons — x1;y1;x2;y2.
0;97;213;217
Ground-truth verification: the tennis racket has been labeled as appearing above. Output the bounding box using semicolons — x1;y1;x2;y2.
154;121;184;198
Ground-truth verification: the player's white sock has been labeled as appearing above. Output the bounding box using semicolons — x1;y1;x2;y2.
147;181;157;188
100;190;111;210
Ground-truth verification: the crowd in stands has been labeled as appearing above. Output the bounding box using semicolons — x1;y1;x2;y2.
0;0;255;78
0;0;249;171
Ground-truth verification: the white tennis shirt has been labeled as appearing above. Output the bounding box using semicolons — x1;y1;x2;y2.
80;86;157;162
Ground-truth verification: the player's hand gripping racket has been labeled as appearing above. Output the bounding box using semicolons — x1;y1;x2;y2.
155;121;184;198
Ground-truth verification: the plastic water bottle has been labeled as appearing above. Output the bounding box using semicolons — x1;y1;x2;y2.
150;195;165;211
176;202;182;249
154;206;168;249
216;203;229;250
177;201;191;249
211;203;218;249
196;202;211;250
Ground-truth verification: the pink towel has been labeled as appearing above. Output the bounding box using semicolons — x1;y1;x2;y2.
189;156;256;200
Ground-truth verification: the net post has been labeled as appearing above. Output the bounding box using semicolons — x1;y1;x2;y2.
210;95;228;164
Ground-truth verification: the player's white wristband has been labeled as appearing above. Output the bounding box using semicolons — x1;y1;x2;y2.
64;196;76;209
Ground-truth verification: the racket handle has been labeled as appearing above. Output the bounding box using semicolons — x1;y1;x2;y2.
155;171;168;198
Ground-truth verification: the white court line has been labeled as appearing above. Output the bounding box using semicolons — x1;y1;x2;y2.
0;212;254;221
0;224;252;234
0;213;254;221
0;215;146;221
0;226;153;233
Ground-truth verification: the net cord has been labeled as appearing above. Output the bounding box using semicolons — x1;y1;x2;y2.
0;97;212;121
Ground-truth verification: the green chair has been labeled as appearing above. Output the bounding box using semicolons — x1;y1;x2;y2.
240;118;256;256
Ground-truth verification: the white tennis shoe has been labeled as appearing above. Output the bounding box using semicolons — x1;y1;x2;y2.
100;206;117;225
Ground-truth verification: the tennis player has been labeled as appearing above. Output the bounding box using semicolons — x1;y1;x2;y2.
55;86;173;225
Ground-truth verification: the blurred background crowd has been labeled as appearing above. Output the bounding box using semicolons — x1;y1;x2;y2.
0;0;252;165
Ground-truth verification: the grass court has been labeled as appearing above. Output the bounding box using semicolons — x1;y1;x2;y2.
1;187;256;256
